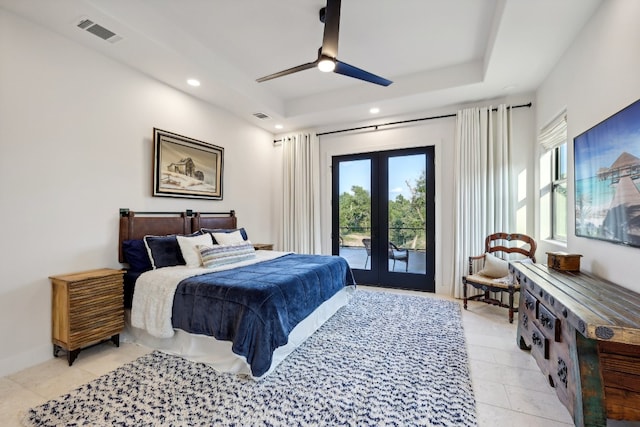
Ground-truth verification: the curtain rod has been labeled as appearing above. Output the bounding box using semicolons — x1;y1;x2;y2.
272;102;532;143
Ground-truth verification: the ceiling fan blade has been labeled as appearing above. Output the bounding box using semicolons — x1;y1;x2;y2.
256;60;318;83
334;60;393;87
320;0;341;58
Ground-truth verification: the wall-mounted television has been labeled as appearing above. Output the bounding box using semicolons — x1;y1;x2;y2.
574;98;640;248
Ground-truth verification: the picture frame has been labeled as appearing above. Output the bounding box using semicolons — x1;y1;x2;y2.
574;98;640;247
153;128;223;200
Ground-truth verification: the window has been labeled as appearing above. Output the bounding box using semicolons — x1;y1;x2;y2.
539;112;568;242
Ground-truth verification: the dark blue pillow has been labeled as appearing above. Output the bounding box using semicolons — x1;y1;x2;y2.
122;239;152;272
144;235;186;269
201;228;248;244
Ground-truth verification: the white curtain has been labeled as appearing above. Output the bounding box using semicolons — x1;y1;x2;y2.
281;132;321;254
452;105;513;298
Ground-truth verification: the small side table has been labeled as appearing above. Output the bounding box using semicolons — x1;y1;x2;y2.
50;268;124;366
253;243;274;251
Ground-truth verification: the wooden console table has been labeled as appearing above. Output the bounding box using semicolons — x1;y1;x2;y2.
511;262;640;427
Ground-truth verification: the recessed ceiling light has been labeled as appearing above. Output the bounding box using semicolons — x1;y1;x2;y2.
369;107;380;114
187;79;201;87
275;124;283;130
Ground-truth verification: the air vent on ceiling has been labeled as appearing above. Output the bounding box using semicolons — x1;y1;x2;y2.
76;18;122;44
253;112;271;120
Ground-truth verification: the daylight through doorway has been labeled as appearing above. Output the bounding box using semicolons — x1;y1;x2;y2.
331;147;435;291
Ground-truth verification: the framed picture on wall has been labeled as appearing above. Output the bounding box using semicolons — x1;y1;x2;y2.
574;98;640;247
153;128;223;200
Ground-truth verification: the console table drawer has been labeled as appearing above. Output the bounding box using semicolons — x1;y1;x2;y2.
531;323;549;360
522;290;538;317
538;302;561;342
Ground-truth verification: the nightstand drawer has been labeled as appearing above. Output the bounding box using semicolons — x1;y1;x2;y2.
68;318;124;349
69;280;122;296
69;299;123;323
70;288;123;307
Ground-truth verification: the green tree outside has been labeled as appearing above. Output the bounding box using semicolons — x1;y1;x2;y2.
339;170;426;250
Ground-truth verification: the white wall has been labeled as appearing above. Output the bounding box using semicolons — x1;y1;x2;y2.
535;0;640;291
317;100;535;296
0;10;278;376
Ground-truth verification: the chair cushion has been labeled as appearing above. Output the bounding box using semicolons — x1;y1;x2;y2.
479;252;509;278
464;273;518;290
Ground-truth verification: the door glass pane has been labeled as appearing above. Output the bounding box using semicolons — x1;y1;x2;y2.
338;160;371;270
388;155;426;274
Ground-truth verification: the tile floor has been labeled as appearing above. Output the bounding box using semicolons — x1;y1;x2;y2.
1;289;636;426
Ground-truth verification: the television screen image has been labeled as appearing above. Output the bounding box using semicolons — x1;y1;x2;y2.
574;98;640;247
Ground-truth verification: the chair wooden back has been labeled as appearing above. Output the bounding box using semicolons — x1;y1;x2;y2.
485;233;537;262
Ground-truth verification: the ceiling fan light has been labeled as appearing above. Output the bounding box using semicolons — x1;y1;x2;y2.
318;58;336;73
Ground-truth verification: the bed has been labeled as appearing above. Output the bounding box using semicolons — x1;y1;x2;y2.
118;210;356;378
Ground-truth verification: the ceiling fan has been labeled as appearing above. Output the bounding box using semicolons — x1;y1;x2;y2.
256;0;392;87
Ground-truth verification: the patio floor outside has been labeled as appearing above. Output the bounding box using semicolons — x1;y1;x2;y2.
338;246;427;274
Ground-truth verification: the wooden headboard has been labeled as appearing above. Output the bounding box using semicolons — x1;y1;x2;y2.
118;209;237;263
192;212;238;231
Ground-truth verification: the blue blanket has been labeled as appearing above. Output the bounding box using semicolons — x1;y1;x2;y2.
171;254;356;377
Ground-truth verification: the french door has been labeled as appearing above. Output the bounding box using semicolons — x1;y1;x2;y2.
331;147;435;291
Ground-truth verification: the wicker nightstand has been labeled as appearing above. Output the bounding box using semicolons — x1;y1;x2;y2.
50;268;124;366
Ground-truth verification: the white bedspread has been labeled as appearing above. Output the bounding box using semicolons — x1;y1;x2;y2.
131;250;289;339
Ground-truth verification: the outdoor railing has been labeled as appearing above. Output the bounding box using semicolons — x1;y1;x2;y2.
338;226;426;250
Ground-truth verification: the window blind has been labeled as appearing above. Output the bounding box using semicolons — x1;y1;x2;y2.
538;111;567;150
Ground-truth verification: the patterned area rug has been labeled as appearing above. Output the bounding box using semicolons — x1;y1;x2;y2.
24;291;477;426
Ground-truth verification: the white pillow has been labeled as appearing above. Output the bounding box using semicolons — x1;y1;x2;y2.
479;252;509;278
211;230;245;245
176;233;213;267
